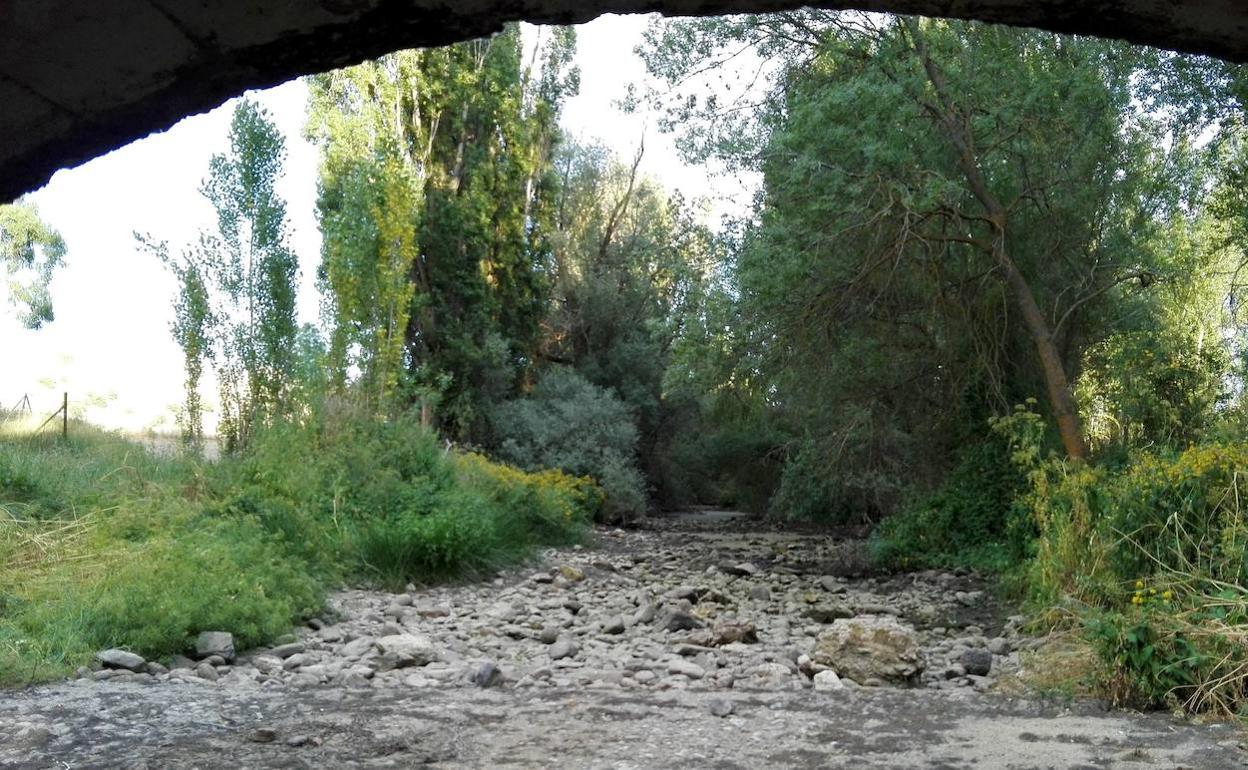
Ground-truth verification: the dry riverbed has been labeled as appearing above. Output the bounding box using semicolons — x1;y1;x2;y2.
2;511;1245;769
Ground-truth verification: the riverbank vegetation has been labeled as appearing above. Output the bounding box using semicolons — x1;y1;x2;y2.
6;13;1248;713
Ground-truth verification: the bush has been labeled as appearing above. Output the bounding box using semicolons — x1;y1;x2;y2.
1015;429;1248;713
870;435;1031;573
0;409;597;684
492;367;647;520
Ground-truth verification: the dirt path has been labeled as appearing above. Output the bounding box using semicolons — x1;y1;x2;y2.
2;512;1244;769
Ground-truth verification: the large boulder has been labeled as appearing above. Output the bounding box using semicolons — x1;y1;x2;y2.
195;631;235;662
811;616;923;684
375;634;438;669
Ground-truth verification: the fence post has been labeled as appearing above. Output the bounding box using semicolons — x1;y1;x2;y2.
62;392;68;440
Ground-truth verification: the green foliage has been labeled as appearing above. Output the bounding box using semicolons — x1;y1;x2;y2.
870;434;1031;573
307;26;579;434
140;99;300;449
492;367;646;520
0;198;66;329
0;413;593;684
638;13;1232;520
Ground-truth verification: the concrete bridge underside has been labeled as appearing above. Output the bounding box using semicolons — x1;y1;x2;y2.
3;0;1247;202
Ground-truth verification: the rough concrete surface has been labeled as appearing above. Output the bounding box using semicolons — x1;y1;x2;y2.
5;1;1248;203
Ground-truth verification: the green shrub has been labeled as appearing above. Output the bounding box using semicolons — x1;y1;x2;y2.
0;410;596;683
1013;428;1248;714
492;367;647;520
870;435;1031;573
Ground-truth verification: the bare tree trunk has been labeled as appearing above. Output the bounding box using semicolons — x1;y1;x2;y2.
906;19;1089;460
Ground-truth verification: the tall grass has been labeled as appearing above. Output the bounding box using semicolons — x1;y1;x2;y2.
0;409;597;685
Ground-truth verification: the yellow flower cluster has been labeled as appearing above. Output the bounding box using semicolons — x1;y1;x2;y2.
454;452;603;521
1131;579;1176;607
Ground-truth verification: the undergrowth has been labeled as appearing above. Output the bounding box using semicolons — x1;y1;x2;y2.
0;410;597;685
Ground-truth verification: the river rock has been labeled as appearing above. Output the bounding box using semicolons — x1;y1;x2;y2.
195;662;219;681
805;603;854;623
549;639;579;661
96;648;146;672
195;631;235;662
813;670;845;692
960;648;993;676
376;633;438;668
658;609;704;632
811;616;923;684
268;642;304;659
667;659;706;679
473;661;503;688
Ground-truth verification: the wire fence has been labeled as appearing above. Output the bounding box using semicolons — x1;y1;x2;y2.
1;393;68;439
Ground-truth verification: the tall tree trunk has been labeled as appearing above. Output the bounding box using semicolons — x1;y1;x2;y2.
907;19;1089;460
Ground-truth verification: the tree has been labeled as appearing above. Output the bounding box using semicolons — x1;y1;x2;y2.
143;99;299;448
640;12;1227;515
0;199;65;330
307;26;579;438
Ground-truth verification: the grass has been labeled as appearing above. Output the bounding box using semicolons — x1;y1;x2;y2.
0;411;597;685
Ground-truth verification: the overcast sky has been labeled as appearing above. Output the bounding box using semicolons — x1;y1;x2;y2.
0;15;758;432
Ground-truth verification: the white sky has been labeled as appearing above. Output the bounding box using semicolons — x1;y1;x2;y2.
0;15;758;433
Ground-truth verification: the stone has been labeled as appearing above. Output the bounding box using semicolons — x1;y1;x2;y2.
658;609;704;632
633;603;657;624
269;642;305;659
558;565;586;582
195;662;219;681
249;727;278;743
473;661;504;688
195;631;235;662
376;634;438;668
602;615;626;635
813;670;845;692
666;585;700;601
10;723;52;750
340;636;375;659
960;648;993;677
538;626;560;645
956;591;986;607
563;600;583;615
415;601;450;618
170;655;196;670
667;659;706;679
748;585;772;602
146;661;169;675
252;655;283;675
818;576;847;594
688;620;758;647
550;639;579;661
987;637;1011;656
96;648;145;672
943;664;967;680
804;603;854;623
722;562;758;576
708;698;735;717
811;616;923;684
